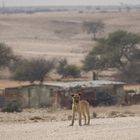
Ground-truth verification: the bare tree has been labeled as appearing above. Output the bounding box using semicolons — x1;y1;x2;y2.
83;20;105;40
0;43;16;68
10;58;55;83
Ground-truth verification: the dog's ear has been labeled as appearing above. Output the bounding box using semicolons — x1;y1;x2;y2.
78;92;82;96
71;94;74;97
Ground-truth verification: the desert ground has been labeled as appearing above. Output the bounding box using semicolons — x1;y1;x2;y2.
0;117;140;140
0;10;140;139
0;105;140;140
0;11;140;66
0;10;140;79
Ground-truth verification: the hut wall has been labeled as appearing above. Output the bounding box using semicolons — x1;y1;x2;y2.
116;86;125;104
0;89;5;107
20;87;29;107
81;85;125;106
4;88;23;103
80;88;96;102
20;85;53;108
132;94;140;104
0;85;59;108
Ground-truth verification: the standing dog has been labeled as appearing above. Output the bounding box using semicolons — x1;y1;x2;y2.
70;93;90;126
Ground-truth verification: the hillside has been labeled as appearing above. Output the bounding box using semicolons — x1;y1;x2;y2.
0;11;140;66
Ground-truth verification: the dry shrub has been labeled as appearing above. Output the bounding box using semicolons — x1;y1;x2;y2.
2;100;22;113
30;116;43;121
107;111;122;118
50;116;57;121
123;111;135;115
92;112;97;118
123;111;135;117
68;115;72;120
107;110;135;118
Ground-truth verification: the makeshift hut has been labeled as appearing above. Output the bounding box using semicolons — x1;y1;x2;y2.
0;80;60;108
44;80;125;108
124;84;140;104
0;80;125;109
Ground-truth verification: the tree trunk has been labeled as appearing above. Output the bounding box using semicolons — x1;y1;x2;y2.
93;33;96;40
92;71;98;80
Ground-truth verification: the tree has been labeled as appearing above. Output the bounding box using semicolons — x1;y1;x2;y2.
57;59;81;78
0;43;16;68
10;58;54;83
57;58;68;77
83;30;140;82
120;62;140;83
83;20;105;40
120;49;140;83
64;65;81;78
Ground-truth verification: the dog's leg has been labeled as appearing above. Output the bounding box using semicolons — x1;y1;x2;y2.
82;112;86;125
86;107;90;125
70;109;75;126
78;111;82;126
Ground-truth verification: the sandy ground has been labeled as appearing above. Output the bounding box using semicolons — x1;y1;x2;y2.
0;11;140;139
0;105;140;140
0;11;140;78
0;105;139;123
0;117;140;140
1;11;140;66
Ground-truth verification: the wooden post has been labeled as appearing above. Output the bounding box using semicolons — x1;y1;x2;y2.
28;87;31;108
92;71;96;80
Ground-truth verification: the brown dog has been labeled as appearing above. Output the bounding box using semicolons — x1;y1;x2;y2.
70;93;90;126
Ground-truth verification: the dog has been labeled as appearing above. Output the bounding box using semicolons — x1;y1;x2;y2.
70;93;90;126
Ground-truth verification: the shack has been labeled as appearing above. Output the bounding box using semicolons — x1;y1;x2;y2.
0;80;60;108
44;80;125;108
124;84;140;104
0;80;125;108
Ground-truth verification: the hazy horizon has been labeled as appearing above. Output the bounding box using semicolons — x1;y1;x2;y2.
0;0;140;7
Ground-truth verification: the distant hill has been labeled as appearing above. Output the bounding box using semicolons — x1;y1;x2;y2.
0;5;140;14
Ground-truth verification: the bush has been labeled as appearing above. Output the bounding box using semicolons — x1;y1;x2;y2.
57;59;81;78
10;58;55;83
0;42;16;68
2;100;23;113
57;59;67;76
64;65;81;78
57;64;81;78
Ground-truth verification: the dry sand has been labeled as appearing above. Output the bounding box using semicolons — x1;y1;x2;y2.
0;105;140;140
1;11;140;66
0;117;140;140
0;11;140;139
1;11;140;78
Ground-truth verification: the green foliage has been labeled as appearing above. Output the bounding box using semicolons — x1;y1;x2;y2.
83;30;140;72
132;49;140;60
10;58;54;83
120;62;140;83
0;43;16;68
82;53;105;71
83;20;105;40
57;59;68;76
2;100;22;112
57;59;81;78
64;65;81;78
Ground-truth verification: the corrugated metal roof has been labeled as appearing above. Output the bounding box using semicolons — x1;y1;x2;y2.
0;80;31;89
0;80;125;90
44;80;125;89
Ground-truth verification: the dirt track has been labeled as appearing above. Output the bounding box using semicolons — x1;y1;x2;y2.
0;117;140;140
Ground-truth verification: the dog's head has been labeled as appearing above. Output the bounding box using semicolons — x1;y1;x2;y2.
71;93;81;104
